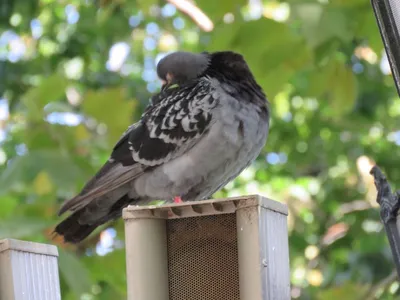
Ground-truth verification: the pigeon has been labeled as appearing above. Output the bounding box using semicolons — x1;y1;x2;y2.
55;50;270;243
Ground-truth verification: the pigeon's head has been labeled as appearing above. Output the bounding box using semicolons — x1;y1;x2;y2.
156;51;210;89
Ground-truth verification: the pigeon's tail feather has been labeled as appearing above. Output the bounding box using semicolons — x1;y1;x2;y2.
58;161;146;216
54;209;99;243
54;194;135;243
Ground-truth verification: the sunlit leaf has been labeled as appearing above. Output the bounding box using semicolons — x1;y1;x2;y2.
75;124;90;141
33;171;53;195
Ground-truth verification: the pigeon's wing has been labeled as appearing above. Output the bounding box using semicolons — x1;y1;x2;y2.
121;81;216;166
58;79;217;214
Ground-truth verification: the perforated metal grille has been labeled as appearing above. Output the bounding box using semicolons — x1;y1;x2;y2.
167;213;240;300
388;0;400;33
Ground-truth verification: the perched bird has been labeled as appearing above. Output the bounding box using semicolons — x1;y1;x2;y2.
55;51;270;243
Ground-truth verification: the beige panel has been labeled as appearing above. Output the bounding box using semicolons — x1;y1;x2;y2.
0;239;61;300
124;218;169;300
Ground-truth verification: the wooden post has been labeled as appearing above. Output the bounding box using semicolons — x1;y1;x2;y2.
123;195;290;300
0;239;61;300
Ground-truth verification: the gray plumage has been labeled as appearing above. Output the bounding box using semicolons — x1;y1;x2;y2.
55;50;270;243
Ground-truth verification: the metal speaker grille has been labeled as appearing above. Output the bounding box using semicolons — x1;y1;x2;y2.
167;214;240;300
388;0;400;32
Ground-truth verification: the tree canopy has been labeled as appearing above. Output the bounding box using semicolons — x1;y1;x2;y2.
0;0;399;299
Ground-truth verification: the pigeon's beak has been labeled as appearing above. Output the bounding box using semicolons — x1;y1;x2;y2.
166;72;173;82
161;73;174;91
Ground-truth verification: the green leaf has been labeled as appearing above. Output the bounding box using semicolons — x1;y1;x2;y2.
81;88;135;144
354;10;384;54
0;150;84;195
135;0;158;14
196;0;246;20
354;233;387;254
0;196;18;218
305;58;358;116
207;21;240;52
209;19;312;99
330;0;366;7
84;249;126;294
327;59;358;116
307;69;332;98
0;217;51;239
258;66;293;100
33;171;54;195
58;248;93;297
292;4;355;47
317;282;369;300
22;74;68;120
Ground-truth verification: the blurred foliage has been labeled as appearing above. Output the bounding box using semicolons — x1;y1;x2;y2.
0;0;400;299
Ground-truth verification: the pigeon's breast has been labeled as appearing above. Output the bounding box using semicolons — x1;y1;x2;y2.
131;90;269;201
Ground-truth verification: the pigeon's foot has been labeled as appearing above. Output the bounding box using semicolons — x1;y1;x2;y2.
174;196;183;203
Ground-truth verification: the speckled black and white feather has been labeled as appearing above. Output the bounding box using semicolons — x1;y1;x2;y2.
123;79;217;166
55;51;270;243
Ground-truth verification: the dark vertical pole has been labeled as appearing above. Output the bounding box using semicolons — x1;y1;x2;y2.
370;0;400;279
371;0;400;95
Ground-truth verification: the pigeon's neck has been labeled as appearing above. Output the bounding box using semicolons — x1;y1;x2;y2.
203;52;268;110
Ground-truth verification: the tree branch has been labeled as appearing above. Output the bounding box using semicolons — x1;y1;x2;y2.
370;165;400;280
167;0;214;32
364;270;397;300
